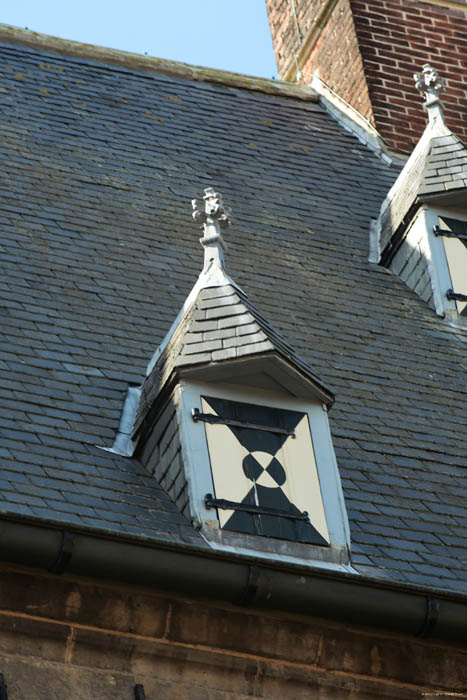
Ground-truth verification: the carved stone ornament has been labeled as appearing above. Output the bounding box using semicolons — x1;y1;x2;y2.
192;188;232;269
192;187;231;230
414;64;444;102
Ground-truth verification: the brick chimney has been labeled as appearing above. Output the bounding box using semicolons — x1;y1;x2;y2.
266;0;467;153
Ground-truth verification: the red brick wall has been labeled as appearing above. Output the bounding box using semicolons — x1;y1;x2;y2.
266;0;467;153
301;0;373;122
351;0;467;152
266;0;325;80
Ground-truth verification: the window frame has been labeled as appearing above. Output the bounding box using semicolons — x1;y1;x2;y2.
176;378;352;570
426;206;467;322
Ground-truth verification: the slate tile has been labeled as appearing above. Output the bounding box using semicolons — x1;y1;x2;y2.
1;470;30;484
29;508;85;525
182;339;222;355
218;312;254;329
0;501;34;517
369;557;417;573
1;40;466;595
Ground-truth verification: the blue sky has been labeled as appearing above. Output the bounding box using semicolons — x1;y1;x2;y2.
1;0;279;79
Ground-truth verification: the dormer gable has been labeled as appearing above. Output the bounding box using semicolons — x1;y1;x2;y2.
126;188;350;568
134;280;334;441
371;64;467;322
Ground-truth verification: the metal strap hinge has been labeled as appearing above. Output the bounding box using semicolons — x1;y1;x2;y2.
446;289;467;302
205;493;309;522
192;408;295;437
434;225;467;242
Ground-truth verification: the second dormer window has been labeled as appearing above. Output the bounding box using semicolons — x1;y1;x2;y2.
372;65;467;323
436;216;467;316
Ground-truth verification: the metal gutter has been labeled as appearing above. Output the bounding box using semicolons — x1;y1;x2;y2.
0;518;466;642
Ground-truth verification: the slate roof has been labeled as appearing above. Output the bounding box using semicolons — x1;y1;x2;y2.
134;280;334;437
419;132;467;197
377;118;467;257
1;32;467;595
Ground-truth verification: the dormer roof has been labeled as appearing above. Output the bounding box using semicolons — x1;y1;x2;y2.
374;64;467;262
418;131;467;201
133;189;334;442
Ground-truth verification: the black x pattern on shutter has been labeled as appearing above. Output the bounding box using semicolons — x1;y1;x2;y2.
201;396;328;547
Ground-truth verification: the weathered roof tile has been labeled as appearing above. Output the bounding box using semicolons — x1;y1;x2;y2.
0;38;466;594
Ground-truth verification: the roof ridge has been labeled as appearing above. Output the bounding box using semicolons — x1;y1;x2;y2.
0;23;319;102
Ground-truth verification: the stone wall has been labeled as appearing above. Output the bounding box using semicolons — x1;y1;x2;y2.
1;563;467;699
266;0;467;153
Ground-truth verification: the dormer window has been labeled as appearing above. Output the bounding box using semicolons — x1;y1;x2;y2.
122;188;350;570
194;393;329;546
371;65;467;323
177;377;346;567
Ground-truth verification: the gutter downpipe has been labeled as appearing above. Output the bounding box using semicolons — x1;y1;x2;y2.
0;518;465;643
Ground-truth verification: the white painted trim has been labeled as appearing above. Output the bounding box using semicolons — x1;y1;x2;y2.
176;384;213;532
178;379;351;569
426;208;455;317
311;74;398;165
426;207;467;322
368;219;380;264
403;208;445;317
310;401;351;548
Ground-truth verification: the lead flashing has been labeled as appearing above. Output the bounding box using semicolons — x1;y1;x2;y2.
311;74;405;165
0;23;318;102
99;385;141;457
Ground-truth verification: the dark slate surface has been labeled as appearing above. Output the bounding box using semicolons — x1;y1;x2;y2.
135;282;333;436
419;133;467;196
378;127;467;254
1;39;467;595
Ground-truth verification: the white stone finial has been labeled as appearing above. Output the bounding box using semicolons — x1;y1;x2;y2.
414;63;445;124
192;187;231;270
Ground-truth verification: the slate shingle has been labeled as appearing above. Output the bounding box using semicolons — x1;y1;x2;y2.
134;281;334;436
419;133;467;196
0;37;466;595
377;124;467;256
